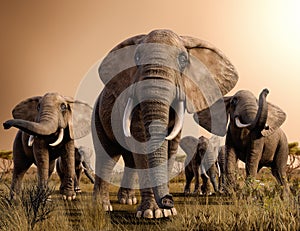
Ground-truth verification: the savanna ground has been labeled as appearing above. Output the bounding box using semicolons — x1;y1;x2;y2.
0;166;299;231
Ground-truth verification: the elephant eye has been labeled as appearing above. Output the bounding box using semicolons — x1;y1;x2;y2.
230;97;238;107
178;52;188;71
60;103;67;111
134;52;141;65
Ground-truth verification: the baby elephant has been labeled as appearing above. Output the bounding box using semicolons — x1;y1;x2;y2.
180;135;224;195
56;146;95;193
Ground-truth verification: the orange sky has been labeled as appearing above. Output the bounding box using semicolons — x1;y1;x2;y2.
1;0;300;150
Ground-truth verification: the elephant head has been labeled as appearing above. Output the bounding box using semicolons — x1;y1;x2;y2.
3;93;92;145
195;88;286;137
96;29;238;212
225;89;286;136
180;135;221;177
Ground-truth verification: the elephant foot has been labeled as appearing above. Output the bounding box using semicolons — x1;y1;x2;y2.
62;194;76;201
184;187;191;195
102;201;113;212
192;188;202;195
117;187;137;205
60;177;76;200
136;198;177;219
75;186;82;193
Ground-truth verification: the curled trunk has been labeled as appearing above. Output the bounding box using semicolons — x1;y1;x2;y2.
248;88;269;131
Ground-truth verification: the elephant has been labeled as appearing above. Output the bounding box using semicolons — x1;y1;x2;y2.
56;145;95;193
92;29;238;218
196;89;289;194
180;135;224;195
3;93;92;200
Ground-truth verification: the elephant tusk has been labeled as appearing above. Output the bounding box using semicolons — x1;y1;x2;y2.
80;162;87;171
235;117;251;128
216;162;221;178
201;164;209;178
49;128;64;146
165;100;185;140
123;97;133;137
28;135;35;146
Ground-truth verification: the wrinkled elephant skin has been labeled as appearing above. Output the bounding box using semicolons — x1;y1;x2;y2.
92;29;238;218
3;93;92;201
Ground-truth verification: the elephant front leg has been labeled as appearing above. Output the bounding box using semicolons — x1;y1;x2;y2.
118;154;137;205
184;165;194;194
245;136;264;183
93;153;121;211
224;146;238;194
33;139;51;193
192;162;201;194
59;141;76;200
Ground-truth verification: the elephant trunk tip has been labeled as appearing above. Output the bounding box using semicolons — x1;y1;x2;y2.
261;88;269;97
3;121;12;130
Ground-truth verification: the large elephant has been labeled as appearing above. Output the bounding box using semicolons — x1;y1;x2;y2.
197;89;289;194
92;29;238;218
56;145;95;193
180;135;224;195
3;93;92;200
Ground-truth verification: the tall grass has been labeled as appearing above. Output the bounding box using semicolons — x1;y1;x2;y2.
0;171;299;230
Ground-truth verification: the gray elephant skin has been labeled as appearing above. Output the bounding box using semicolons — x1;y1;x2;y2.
195;88;289;194
56;146;95;193
180;136;225;195
93;29;238;218
3;93;92;200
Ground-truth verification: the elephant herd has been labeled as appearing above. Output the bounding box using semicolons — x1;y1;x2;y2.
3;29;289;219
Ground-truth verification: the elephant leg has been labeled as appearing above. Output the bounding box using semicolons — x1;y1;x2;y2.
224;145;238;193
193;167;201;194
49;160;55;177
132;152;159;218
206;167;219;193
93;145;121;211
58;141;76;200
118;153;137;205
33;138;51;193
10;157;33;199
10;131;33;199
271;141;289;197
184;165;194;194
200;174;210;195
74;167;82;193
245;136;264;182
93;117;123;211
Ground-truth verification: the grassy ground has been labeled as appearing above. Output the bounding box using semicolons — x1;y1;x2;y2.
0;168;299;231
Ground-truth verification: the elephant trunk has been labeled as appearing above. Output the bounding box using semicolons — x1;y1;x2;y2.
140;100;173;208
138;78;178;208
3;110;59;136
248;88;269;131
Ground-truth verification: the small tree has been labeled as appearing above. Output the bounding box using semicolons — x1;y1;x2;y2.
287;142;300;180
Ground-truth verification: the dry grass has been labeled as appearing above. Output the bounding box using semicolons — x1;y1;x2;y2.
0;168;299;230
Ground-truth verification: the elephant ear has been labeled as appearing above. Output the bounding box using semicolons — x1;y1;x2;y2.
201;135;222;173
67;100;93;139
179;136;199;157
261;102;286;136
181;36;237;135
98;34;145;96
193;97;231;136
12;96;42;121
